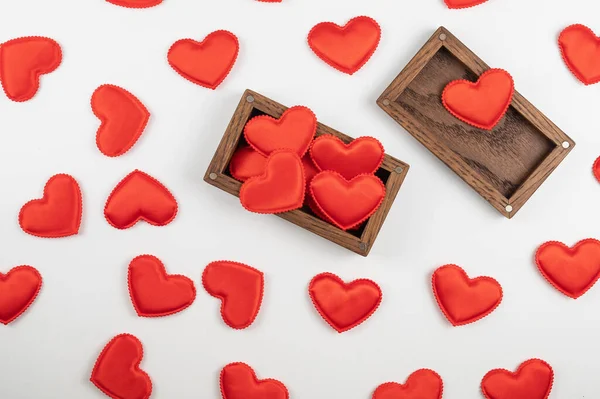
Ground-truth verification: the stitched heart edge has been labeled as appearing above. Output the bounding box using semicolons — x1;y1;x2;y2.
372;368;444;399
309;135;385;177
558;24;600;85
444;0;489;9
481;358;554;399
219;362;289;399
0;266;43;325
105;0;163;8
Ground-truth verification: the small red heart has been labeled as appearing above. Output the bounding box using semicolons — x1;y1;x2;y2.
220;362;289;399
128;255;196;318
594;156;600;183
432;264;502;326
104;170;178;229
202;261;264;329
309;171;385;230
559;24;600;85
239;150;305;214
308;16;381;75
91;334;152;399
535;239;600;299
372;369;443;399
168;31;239;90
310;135;384;180
442;68;514;130
92;85;150;157
106;0;162;8
481;359;553;399
229;146;267;182
19;174;82;238
309;272;382;333
0;266;42;325
444;0;489;9
244;106;317;157
0;36;62;102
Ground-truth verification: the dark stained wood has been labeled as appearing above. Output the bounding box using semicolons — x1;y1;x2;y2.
377;27;574;218
205;90;410;256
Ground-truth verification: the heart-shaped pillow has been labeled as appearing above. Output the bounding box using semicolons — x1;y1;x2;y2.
372;369;443;399
0;266;42;325
106;0;162;7
444;0;489;9
229;146;268;182
442;68;514;130
558;24;600;85
481;359;553;399
220;362;288;399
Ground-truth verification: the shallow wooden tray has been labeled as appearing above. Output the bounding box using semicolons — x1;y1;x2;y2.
204;89;410;256
377;26;574;218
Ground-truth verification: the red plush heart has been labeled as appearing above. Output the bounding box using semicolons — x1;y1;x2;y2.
244;106;317;157
308;16;381;75
19;174;82;238
535;239;600;299
0;266;42;325
229;146;267;182
128;255;196;318
239;150;305;214
442;68;514;130
310;135;384;180
203;261;264;329
432;264;502;326
594;156;600;183
444;0;489;9
559;24;600;85
309;272;382;333
310;171;385;230
106;0;162;8
0;36;62;102
168;31;239;89
92;84;150;157
372;369;443;399
481;359;553;399
91;334;152;399
220;362;289;399
104;170;177;229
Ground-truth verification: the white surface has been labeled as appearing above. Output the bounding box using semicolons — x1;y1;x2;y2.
1;0;599;398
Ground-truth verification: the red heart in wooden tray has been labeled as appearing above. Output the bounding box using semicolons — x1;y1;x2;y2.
444;0;489;9
220;362;289;399
481;359;553;399
442;68;514;130
559;24;600;85
106;0;162;7
0;266;42;325
373;369;443;399
229;146;267;182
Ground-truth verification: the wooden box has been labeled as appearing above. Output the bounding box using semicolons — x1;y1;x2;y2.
377;27;574;218
204;89;410;256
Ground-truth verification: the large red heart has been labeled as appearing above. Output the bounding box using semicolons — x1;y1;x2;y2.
92;84;150;157
432;264;502;326
309;171;385;230
372;369;443;399
19;174;82;238
244;106;317;157
128;255;196;317
308;16;381;75
481;359;554;399
0;266;42;325
91;334;152;399
202;261;264;329
535;239;600;299
309;272;382;333
239;150;305;214
442;68;514;130
104;170;178;229
0;36;62;102
310;135;384;180
444;0;489;9
220;362;289;399
558;24;600;85
168;31;239;89
106;0;162;8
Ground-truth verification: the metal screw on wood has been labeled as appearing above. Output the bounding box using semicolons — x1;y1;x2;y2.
383;99;390;106
359;243;367;252
439;33;447;41
209;173;217;180
394;166;403;173
562;141;570;149
246;95;255;103
505;205;513;212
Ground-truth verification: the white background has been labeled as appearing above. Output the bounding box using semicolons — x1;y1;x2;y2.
1;0;599;398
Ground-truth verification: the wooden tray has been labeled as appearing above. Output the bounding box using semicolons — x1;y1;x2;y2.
377;26;574;218
204;89;410;256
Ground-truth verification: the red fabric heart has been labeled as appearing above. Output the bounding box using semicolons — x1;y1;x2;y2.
128;255;196;317
0;266;42;325
229;146;267;182
19;174;82;238
220;362;289;399
308;16;381;75
168;31;239;89
106;0;162;8
559;24;600;85
442;68;514;130
105;170;178;229
92;84;150;157
309;171;385;230
202;261;264;329
594;156;600;183
244;106;317;157
432;264;503;326
535;239;600;299
310;135;384;180
239;150;305;214
91;334;152;399
372;369;443;399
444;0;489;9
481;359;554;399
0;36;62;102
309;272;382;333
